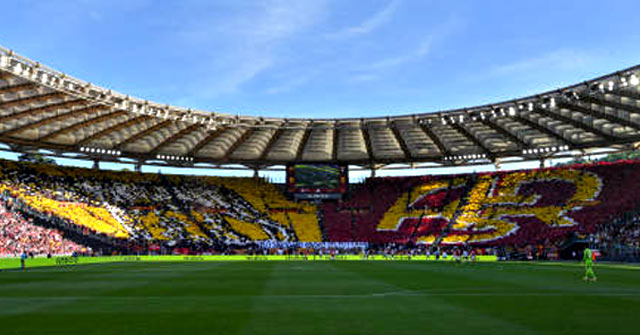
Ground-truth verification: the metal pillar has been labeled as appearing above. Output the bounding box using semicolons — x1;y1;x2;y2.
493;158;502;171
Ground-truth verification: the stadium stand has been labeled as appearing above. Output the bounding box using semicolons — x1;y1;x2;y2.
0;193;86;256
2;158;640;257
592;206;640;261
0;159;323;252
1;46;640;259
326;161;640;249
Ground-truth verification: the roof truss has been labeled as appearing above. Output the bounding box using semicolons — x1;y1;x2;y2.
480;117;528;149
513;114;578;146
147;123;202;157
188;127;226;157
0;98;86;124
0;82;36;95
40;110;129;143
390;122;412;160
532;107;619;142
450;123;494;159
419;123;449;157
0;104;108;138
115;119;173;150
0;92;66;110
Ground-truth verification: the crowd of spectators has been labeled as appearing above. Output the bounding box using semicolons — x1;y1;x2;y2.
1;158;640;260
0;159;321;254
592;209;640;261
0;194;85;257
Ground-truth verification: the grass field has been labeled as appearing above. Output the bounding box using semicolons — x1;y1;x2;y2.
1;261;639;335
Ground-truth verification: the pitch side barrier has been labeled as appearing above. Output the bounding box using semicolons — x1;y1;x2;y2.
0;254;498;270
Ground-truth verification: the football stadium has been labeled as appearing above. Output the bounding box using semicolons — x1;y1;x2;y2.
2;2;640;334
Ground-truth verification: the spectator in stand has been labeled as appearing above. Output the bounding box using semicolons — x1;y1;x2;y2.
592;209;640;261
0;197;85;257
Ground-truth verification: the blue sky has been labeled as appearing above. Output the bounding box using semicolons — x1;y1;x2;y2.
2;0;640;179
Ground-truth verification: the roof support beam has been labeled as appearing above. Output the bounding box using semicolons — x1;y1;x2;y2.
295;127;312;161
146;123;202;157
450;123;494;159
571;96;640;130
259;128;284;161
115;119;173;150
0;92;66;109
0;82;36;95
610;89;640;101
332;125;339;161
533;107;619;142
39;110;129;143
361;122;375;163
480;118;528;149
513;114;578;146
0;104;108;137
188;127;226;157
71;114;147;146
419;123;450;157
390;122;412;160
0;98;86;124
224;127;254;161
0;71;11;82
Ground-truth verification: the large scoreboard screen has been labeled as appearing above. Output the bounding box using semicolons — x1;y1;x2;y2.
287;164;348;198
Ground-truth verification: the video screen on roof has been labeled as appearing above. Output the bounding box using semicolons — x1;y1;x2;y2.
287;164;348;194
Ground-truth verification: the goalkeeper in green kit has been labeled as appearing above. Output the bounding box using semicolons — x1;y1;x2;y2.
583;247;597;281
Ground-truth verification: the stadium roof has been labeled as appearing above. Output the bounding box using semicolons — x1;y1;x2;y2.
1;44;640;171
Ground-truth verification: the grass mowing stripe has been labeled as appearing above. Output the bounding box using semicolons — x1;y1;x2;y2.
0;261;638;335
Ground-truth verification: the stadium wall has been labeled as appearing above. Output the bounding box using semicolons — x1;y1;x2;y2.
0;254;498;270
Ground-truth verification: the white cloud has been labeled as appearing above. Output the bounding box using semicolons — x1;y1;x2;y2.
490;49;597;76
325;0;400;39
347;15;463;83
367;36;435;70
175;0;328;97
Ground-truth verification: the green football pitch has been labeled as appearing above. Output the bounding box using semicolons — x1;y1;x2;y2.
1;261;639;335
